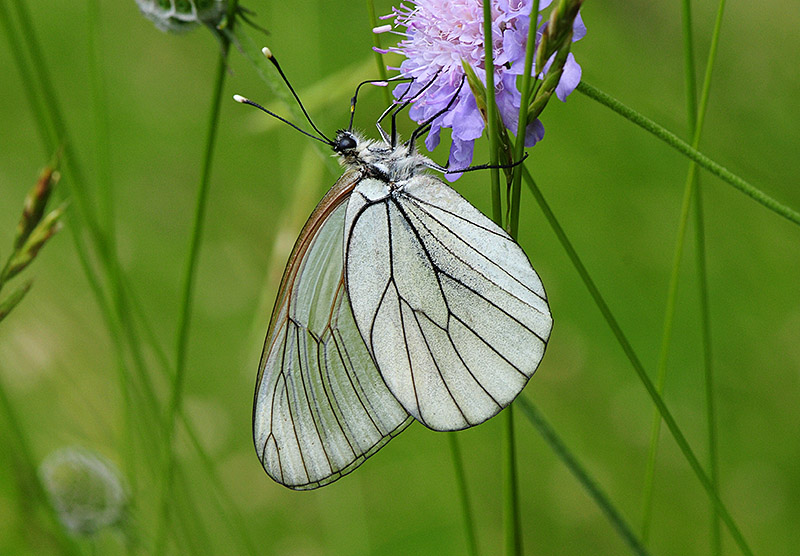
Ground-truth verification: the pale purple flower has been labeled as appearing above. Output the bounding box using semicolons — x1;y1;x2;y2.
377;0;585;179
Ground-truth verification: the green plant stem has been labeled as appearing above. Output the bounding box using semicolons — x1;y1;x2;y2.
522;167;754;556
576;80;800;226
510;0;541;238
366;0;391;106
516;397;650;556
449;434;479;556
483;0;502;226
503;406;522;556
481;3;519;553
156;34;232;556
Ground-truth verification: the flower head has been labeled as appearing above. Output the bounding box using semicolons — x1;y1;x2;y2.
135;0;227;33
377;0;585;179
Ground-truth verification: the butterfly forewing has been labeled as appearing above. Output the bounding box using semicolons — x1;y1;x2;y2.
254;170;411;490
344;174;553;432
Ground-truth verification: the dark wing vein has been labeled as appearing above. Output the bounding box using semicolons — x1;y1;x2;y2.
400;199;548;343
405;196;547;303
406;300;471;423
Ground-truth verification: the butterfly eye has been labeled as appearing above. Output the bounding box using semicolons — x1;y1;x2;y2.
336;134;357;152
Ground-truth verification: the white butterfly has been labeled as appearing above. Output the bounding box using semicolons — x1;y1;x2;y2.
240;56;552;490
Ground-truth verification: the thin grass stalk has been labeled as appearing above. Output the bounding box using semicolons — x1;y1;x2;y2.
156;44;232;556
4;0;157;499
516;397;650;556
9;0;108;251
449;434;479;556
509;0;541;239
0;1;55;154
695;179;720;555
690;2;727;552
4;2;244;550
681;0;698;131
85;0;136;500
521;167;754;556
576;81;800;226
639;158;695;543
182;416;260;556
116;244;256;555
366;0;392;106
641;0;726;545
85;0;115;240
643;0;727;544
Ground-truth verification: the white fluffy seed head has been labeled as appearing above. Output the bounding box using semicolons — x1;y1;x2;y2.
39;447;127;536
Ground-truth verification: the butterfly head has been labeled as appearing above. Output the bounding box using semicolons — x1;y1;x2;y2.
332;129;435;184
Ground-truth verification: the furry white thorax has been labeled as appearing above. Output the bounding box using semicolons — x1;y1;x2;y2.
333;130;440;184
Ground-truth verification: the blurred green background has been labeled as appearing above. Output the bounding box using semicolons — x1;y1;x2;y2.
1;0;799;554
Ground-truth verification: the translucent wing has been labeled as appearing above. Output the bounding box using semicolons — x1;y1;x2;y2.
344;174;553;431
254;170;412;490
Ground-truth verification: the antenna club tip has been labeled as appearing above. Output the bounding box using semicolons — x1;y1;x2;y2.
261;46;273;59
372;81;389;87
233;94;248;103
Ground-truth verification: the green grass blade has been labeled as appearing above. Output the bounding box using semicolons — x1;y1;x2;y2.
516;397;651;556
522;167;754;556
576;80;800;226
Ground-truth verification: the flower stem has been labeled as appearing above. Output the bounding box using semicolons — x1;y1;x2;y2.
521;167;754;556
481;2;520;554
575;80;800;226
503;406;522;556
510;0;541;238
483;0;502;225
449;434;479;556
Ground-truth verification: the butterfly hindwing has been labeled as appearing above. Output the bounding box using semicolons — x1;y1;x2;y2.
344;174;553;432
253;170;411;490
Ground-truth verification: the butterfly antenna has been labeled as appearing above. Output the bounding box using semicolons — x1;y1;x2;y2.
233;95;332;146
260;47;332;143
349;75;413;132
